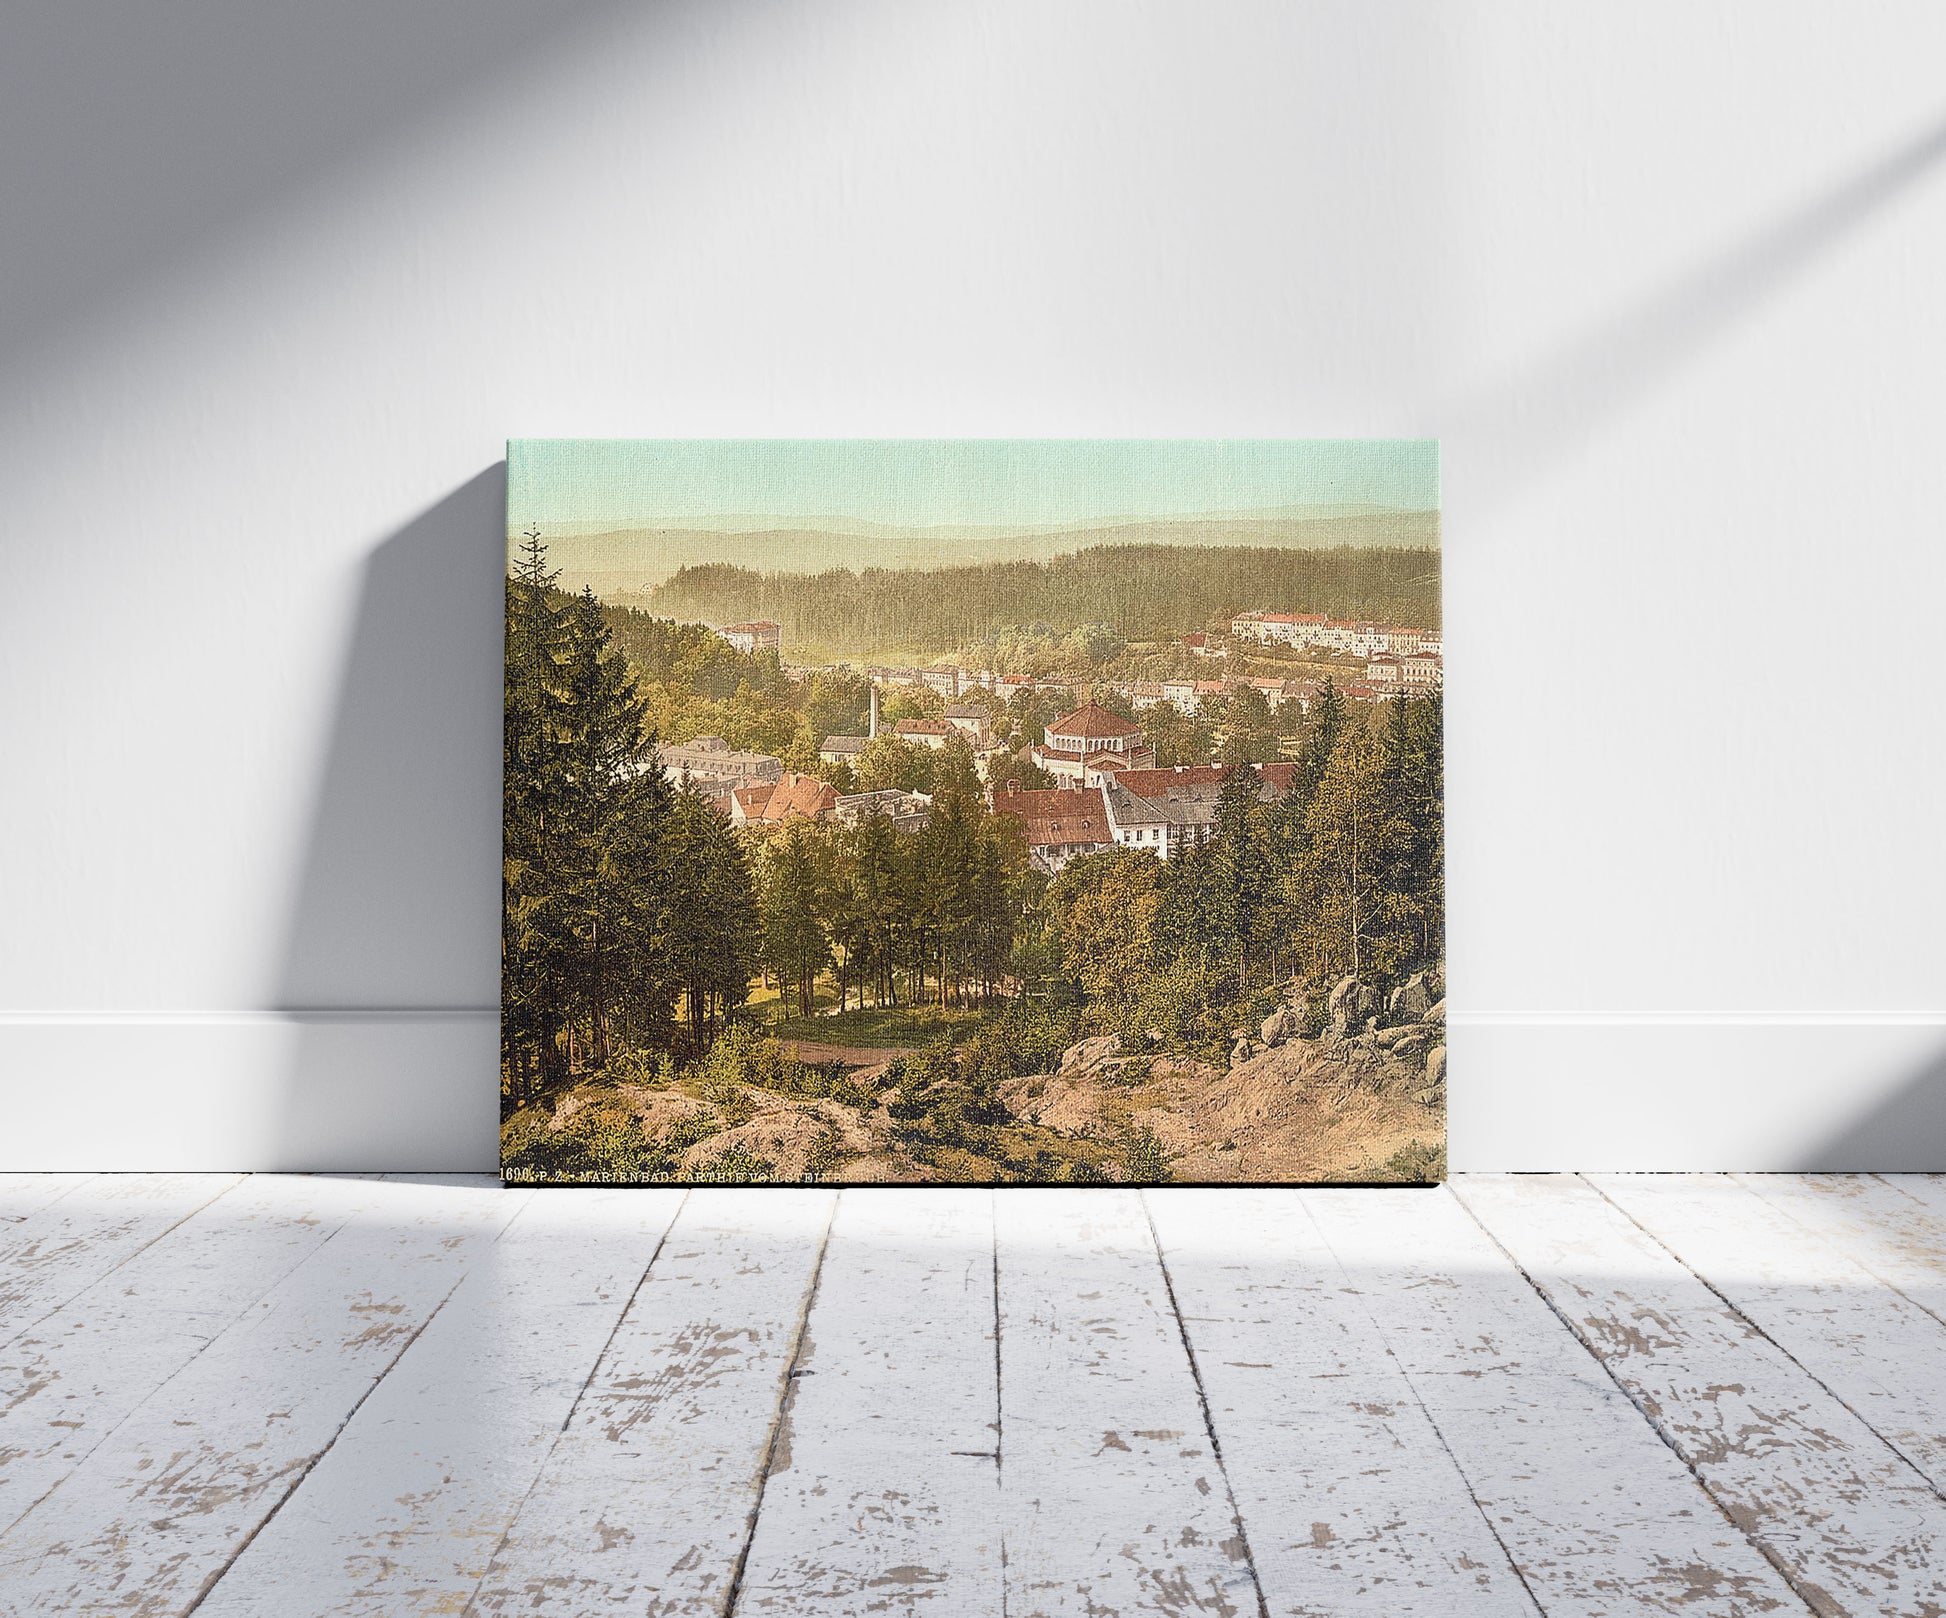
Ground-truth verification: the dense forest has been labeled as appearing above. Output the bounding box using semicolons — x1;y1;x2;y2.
648;543;1440;658
502;533;1444;1184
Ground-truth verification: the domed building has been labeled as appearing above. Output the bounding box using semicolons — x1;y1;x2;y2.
1028;704;1157;787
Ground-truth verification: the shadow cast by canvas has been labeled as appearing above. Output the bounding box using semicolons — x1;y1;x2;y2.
270;467;506;1171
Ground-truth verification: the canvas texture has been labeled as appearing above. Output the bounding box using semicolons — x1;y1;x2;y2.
502;440;1444;1185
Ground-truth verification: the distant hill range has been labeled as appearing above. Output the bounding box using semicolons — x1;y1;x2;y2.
635;539;1440;661
516;507;1439;599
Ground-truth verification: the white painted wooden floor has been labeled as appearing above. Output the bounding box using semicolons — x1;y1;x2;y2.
2;1176;1944;1616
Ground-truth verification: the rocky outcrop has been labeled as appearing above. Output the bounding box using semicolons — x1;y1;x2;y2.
1059;1034;1123;1076
1389;971;1434;1020
1328;975;1379;1034
1260;1004;1301;1047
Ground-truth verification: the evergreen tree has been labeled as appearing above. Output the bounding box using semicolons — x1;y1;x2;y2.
502;532;573;1100
1288;721;1409;982
557;588;672;1069
1203;764;1270;989
761;820;833;1018
663;791;762;1043
846;808;909;1007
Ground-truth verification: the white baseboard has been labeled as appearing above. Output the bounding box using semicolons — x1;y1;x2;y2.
1449;1015;1946;1171
0;1012;1940;1172
0;1012;499;1172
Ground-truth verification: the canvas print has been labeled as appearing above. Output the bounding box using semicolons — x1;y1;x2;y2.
502;440;1444;1185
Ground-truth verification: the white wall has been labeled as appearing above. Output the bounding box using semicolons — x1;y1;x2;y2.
5;1;1943;1170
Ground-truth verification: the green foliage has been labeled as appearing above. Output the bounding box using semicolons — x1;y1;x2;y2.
502;1105;665;1183
1045;848;1161;1010
1141;700;1215;768
801;1127;847;1183
853;734;934;794
1113;1124;1175;1184
986;749;1059;794
759;821;834;1018
502;546;676;1101
1366;1139;1447;1184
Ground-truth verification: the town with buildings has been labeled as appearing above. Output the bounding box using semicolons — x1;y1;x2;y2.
655;608;1442;875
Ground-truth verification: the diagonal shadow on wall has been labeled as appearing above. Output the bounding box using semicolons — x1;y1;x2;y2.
270;466;506;1171
1793;1044;1946;1172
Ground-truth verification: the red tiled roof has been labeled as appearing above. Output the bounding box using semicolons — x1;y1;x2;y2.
1115;764;1295;798
992;787;1112;847
894;718;949;735
738;771;836;822
1046;704;1144;739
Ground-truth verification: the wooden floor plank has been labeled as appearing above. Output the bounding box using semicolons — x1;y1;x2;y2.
464;1188;837;1616
0;1173;245;1348
1594;1173;1946;1498
0;1175;526;1616
1148;1189;1539;1616
1458;1174;1946;1617
732;1189;1003;1615
1733;1176;1946;1322
0;1174;398;1536
0;1174;96;1222
190;1186;686;1618
995;1188;1262;1618
1306;1186;1807;1616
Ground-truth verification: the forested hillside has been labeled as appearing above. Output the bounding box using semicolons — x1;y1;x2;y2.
502;534;1444;1185
649;543;1440;657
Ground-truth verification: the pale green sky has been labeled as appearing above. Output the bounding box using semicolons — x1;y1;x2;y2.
508;439;1438;531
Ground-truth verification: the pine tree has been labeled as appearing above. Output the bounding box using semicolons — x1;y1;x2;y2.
555;588;672;1069
663;791;763;1043
1289;721;1409;982
502;532;573;1101
761;820;833;1018
1294;676;1348;805
846;809;909;1007
1203;764;1269;990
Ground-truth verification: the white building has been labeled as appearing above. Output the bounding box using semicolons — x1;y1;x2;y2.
716;620;781;655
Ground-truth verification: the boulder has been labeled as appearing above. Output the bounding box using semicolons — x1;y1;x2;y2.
1059;1035;1123;1076
1425;998;1447;1026
1230;1037;1254;1067
1260;1005;1300;1047
1425;1044;1447;1088
1390;971;1434;1020
1328;975;1378;1034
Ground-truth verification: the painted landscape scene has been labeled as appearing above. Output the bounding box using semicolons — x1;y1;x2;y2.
501;440;1444;1184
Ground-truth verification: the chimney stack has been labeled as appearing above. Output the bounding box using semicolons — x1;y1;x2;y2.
869;684;879;739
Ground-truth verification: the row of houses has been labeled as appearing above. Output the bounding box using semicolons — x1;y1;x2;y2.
727;772;934;833
992;763;1299;875
1229;611;1440;659
817;691;999;766
854;662;1434;718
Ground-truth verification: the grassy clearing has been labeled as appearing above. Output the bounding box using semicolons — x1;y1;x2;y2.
760;1002;995;1049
